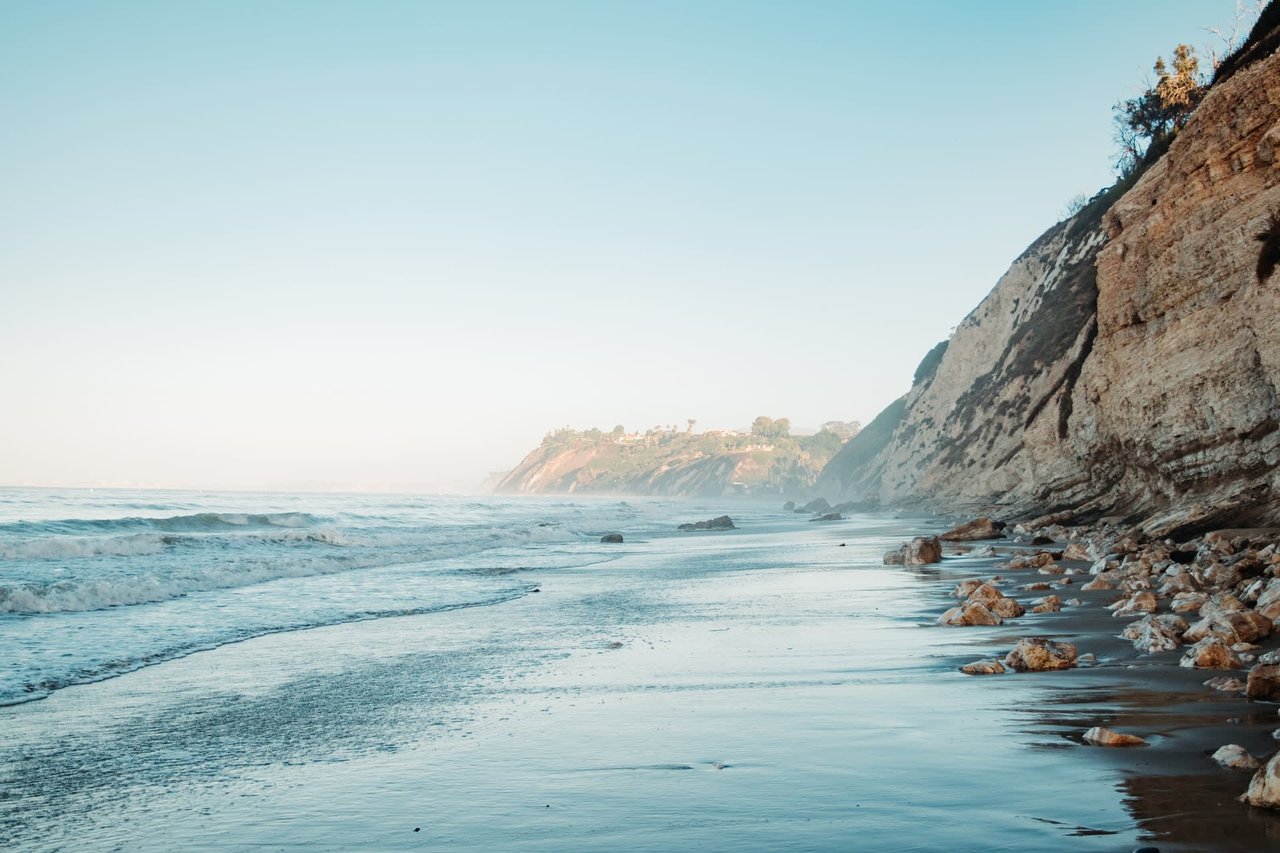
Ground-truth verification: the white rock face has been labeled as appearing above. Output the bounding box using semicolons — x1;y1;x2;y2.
1214;744;1262;771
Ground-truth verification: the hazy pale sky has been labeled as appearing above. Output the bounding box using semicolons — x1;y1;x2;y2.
0;0;1249;492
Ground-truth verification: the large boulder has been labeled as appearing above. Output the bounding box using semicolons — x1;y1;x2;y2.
884;536;942;566
1110;590;1158;618
1247;664;1280;701
1062;542;1093;561
1005;552;1058;570
1083;727;1146;747
1180;637;1245;670
799;498;831;514
940;517;1007;541
1242;753;1280;808
1005;638;1078;672
939;601;1002;626
1031;595;1062;614
677;515;735;531
1256;580;1280;621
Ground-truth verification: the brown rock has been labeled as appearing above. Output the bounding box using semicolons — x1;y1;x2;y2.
938;601;1002;627
1081;577;1115;591
1184;610;1272;645
1122;614;1187;653
952;578;984;598
1005;552;1057;570
939;517;1006;541
1204;676;1247;692
1246;664;1280;701
1171;592;1208;614
1031;595;1062;614
1256;580;1280;621
965;583;1025;618
1004;638;1078;672
1083;726;1146;747
1062;542;1092;562
959;658;1006;675
1110;590;1157;618
1180;637;1245;670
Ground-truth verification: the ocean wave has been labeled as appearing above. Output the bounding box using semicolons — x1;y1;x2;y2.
0;533;168;561
1;585;537;707
0;511;321;538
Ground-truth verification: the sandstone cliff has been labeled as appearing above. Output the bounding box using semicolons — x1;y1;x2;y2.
820;27;1280;536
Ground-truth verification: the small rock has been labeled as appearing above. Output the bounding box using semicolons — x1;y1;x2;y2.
1081;577;1115;591
809;512;843;522
1066;598;1084;607
1110;590;1158;618
939;601;1003;626
959;658;1006;675
1242;752;1280;807
952;578;984;598
1083;726;1146;747
1213;744;1261;771
884;536;943;566
1180;637;1244;670
1203;676;1247;692
940;517;1006;541
1031;595;1062;614
677;515;735;531
1121;614;1187;653
1005;637;1078;672
600;533;624;543
1062;542;1092;561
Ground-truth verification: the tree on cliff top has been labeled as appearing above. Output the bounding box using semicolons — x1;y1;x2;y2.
751;416;791;439
1113;44;1206;174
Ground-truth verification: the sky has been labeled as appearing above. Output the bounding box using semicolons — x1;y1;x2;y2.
0;0;1257;492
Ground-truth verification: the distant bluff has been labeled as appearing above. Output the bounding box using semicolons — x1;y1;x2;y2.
819;12;1280;537
496;420;858;497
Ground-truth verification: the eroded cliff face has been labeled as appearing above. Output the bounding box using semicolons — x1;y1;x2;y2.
821;45;1280;535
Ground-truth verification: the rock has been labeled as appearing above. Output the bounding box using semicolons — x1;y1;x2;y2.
1199;592;1247;618
1247;664;1280;701
1171;592;1208;614
1204;676;1247;692
1005;552;1058;570
809;512;843;522
677;515;735;531
1121;614;1188;653
1083;726;1146;747
1257;580;1280;621
940;517;1006;541
1179;637;1245;670
960;658;1007;675
884;536;942;566
952;578;984;598
1005;638;1078;672
1062;542;1092;561
1213;744;1261;771
1110;590;1157;618
799;498;831;514
600;533;624;543
1066;598;1084;607
965;582;1025;618
782;501;796;511
1036;564;1065;575
1022;581;1053;591
1242;752;1280;808
1031;595;1062;614
1081;577;1115;591
1184;610;1272;645
969;544;997;558
939;601;1002;626
1031;535;1055;546
1260;650;1280;666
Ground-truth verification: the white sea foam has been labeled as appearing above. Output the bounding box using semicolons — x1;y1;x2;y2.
0;533;168;561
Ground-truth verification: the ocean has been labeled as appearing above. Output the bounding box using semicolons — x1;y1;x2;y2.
0;489;1265;851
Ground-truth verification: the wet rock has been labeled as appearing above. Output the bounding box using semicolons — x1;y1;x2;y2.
1204;676;1247;692
1022;581;1053;591
1031;595;1062;614
1199;592;1247;618
1110;590;1157;618
1171;592;1208;614
600;533;624;543
940;517;1006;541
799;498;831;514
1213;744;1261;771
1005;552;1058;570
884;536;942;566
959;658;1006;675
782;501;796;511
1242;752;1280;807
1179;637;1245;670
939;601;1002;626
1256;580;1280;621
1066;598;1084;607
1005;638;1078;671
1037;564;1065;575
1081;577;1115;591
1122;614;1188;653
1062;542;1092;561
677;515;735;531
1247;664;1280;701
952;578;984;598
1083;726;1146;747
809;512;843;522
1078;652;1097;666
970;544;997;558
965;582;1026;618
1031;535;1054;546
1184;610;1272;645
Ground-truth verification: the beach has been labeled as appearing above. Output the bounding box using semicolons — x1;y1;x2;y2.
3;492;1279;851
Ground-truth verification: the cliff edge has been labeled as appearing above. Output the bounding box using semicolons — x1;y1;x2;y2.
820;24;1280;536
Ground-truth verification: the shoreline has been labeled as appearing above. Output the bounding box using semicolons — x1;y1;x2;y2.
885;512;1280;844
